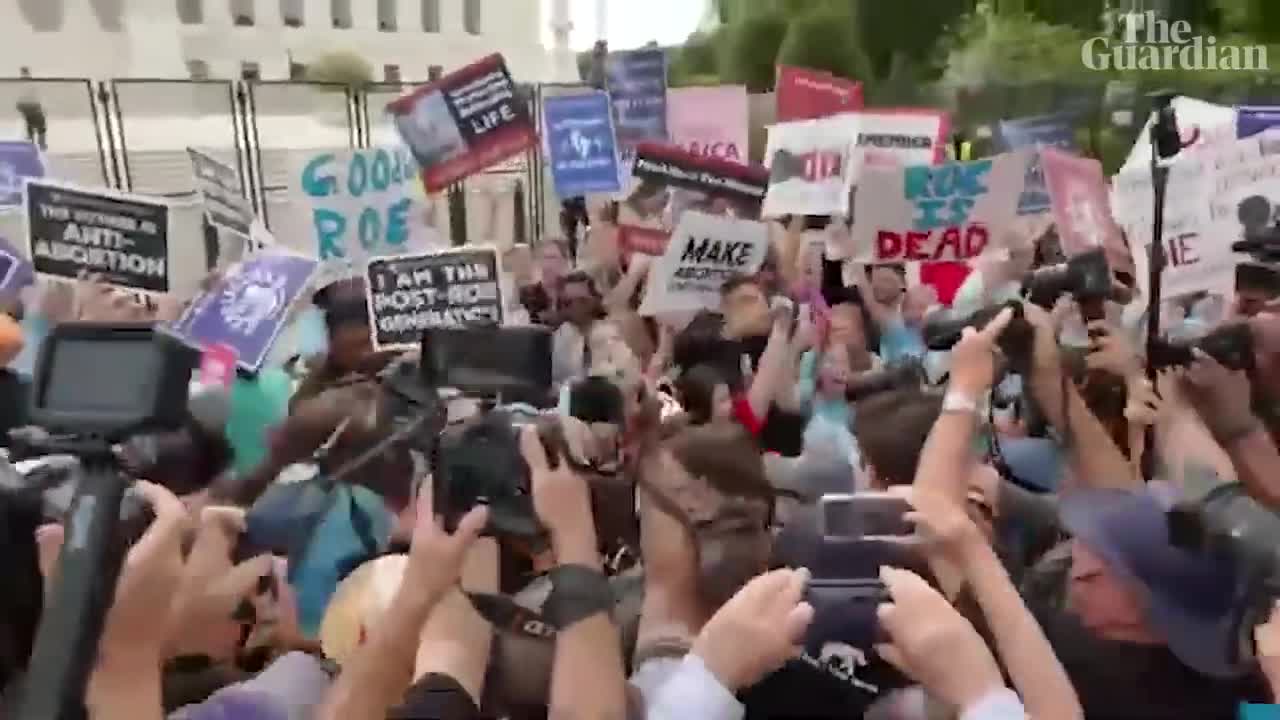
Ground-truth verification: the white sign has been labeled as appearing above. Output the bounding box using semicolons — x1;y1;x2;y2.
1121;96;1235;171
639;211;769;316
762;115;859;217
290;146;433;280
849;109;949;171
846;150;1028;265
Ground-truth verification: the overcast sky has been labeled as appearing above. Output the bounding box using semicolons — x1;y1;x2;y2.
545;0;707;50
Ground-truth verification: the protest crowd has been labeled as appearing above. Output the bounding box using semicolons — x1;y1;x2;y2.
5;49;1280;720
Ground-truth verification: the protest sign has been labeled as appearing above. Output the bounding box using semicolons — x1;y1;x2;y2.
0;235;33;300
1207;134;1280;283
388;54;537;192
620;143;769;256
24;179;171;292
169;252;317;373
1040;147;1133;276
199;343;239;388
1112;150;1223;299
852;109;950;169
775;66;864;123
1238;106;1280;139
0;141;44;208
365;247;503;350
188;148;253;237
292;146;430;270
605;48;669;154
762;115;860;217
638;211;769;316
849;151;1027;265
543;91;622;198
998;113;1078;217
1122;96;1235;171
668;86;749;164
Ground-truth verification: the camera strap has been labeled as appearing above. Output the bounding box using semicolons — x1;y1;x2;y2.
465;564;617;641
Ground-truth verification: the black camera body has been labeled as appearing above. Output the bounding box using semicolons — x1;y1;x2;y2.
1022;247;1113;311
1149;322;1255;372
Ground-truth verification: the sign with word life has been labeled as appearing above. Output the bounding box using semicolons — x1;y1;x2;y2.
365;248;504;350
293;146;428;270
543;91;623;198
775;65;864;123
169;252;317;373
0;140;44;208
851;150;1027;265
388;54;538;193
24;179;171;292
639;211;769;316
668;85;749;164
188;148;253;237
762;114;860;217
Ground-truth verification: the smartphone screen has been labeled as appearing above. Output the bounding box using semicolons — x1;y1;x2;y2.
819;494;914;539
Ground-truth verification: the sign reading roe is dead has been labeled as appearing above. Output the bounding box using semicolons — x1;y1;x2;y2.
365;248;504;350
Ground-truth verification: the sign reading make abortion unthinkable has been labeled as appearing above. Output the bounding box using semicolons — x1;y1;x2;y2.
850;150;1027;264
639;211;769;316
24;178;171;292
169;252;317;373
293;146;428;271
365;247;504;350
388;53;538;193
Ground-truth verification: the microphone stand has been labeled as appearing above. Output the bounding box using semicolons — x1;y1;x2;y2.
1141;92;1188;482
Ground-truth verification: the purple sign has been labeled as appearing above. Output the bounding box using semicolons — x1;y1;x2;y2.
170;253;317;372
0;141;45;207
1238;106;1280;139
0;236;34;300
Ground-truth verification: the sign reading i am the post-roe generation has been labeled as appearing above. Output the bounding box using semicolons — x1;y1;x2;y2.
365;247;504;350
24;178;171;292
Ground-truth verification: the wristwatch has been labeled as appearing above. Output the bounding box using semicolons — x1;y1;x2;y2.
541;564;615;631
942;390;980;416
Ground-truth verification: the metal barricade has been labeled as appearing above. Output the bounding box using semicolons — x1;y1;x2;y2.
0;78;111;188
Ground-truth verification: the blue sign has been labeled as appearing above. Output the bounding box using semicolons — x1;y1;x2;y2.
170;253;317;373
605;48;669;156
998;114;1077;216
0;236;33;300
1238;106;1280;139
904;159;993;231
543;92;623;198
0;141;44;208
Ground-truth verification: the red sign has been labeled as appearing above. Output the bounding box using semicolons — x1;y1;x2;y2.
775;65;864;122
387;54;538;193
200;342;239;388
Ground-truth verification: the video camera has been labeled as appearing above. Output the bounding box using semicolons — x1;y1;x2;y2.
12;323;200;720
1167;467;1280;675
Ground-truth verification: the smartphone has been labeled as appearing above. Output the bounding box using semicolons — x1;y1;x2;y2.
818;493;914;539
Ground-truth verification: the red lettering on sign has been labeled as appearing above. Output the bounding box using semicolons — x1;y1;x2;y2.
800;151;843;181
935;227;962;260
905;231;929;261
877;230;902;259
964;226;989;258
688;141;742;161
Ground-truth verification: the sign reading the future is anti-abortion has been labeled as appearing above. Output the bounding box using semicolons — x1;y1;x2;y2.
292;146;430;274
850;151;1027;264
543;91;623;198
24;178;171;292
169;252;317;373
365;247;504;350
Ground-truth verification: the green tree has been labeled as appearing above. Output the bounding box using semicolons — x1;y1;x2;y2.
306;51;375;89
776;7;869;82
718;9;791;91
669;29;724;87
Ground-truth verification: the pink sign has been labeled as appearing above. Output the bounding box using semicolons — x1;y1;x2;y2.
1041;147;1135;277
775;66;864;123
667;86;749;164
200;342;239;388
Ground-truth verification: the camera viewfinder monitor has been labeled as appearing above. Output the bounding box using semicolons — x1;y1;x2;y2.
30;323;199;438
420;326;552;399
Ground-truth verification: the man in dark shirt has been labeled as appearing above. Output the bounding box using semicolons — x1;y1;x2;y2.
999;484;1269;719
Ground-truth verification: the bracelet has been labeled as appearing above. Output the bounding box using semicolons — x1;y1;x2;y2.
541;564;615;631
942;390;980;416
